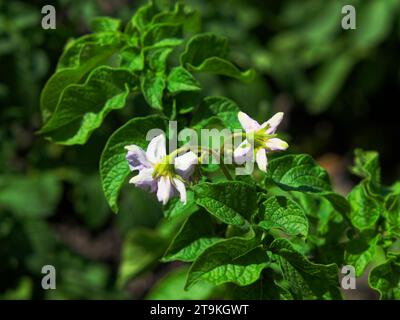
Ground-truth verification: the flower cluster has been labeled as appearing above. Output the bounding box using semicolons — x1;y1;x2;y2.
125;112;288;205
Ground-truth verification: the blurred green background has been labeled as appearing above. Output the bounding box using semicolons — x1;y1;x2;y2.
0;0;399;299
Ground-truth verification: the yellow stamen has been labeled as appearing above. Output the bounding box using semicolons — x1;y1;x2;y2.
153;156;174;178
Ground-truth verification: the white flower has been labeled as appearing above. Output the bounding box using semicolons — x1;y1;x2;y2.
125;134;198;205
234;112;289;172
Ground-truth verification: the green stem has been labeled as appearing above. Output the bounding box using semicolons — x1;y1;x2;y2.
219;160;233;180
218;132;247;180
197;146;233;181
168;145;234;181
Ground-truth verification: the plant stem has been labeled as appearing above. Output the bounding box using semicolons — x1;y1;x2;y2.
169;145;234;180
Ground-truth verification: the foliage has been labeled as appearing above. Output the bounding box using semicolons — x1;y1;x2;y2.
35;1;400;300
1;0;399;300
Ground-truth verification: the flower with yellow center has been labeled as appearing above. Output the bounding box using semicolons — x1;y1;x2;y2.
125;134;198;205
234;112;289;172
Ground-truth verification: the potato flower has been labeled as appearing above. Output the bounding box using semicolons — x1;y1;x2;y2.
234;112;289;171
125;134;198;205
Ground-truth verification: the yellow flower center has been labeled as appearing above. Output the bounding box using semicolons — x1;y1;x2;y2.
246;124;277;150
153;156;174;178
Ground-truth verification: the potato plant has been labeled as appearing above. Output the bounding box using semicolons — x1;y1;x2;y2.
39;1;400;300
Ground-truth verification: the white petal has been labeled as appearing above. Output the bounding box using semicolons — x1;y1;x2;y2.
265;138;289;151
146;134;167;164
174;151;198;179
129;168;155;189
173;178;187;204
125;145;150;171
255;148;268;172
238;112;261;133
157;176;173;205
261;112;284;134
233;139;252;164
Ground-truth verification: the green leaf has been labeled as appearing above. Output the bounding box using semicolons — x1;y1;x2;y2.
100;115;166;212
194;181;257;226
57;33;120;70
320;192;351;216
162;210;222;262
259;196;308;237
146;266;215;300
185;234;267;289
348;149;384;232
206;96;240;113
141;70;165;110
148;47;174;72
265;154;331;192
119;47;144;71
391;182;400;194
351;149;381;185
265;154;350;215
369;253;400;300
384;193;400;236
163;191;198;219
348;181;384;230
190;95;239;131
118;228;169;286
2;278;32;300
40;67;136;144
187;57;255;82
129;2;159;33
277;257;316;300
181;33;253;82
271;238;340;299
90;17;121;32
205;96;241;130
353;0;396;50
167;66;201;94
231;271;282;300
181;33;229;66
140;46;176;110
0;173;61;218
345;234;380;277
142;23;183;49
117;218;182;286
151;3;201;33
309;52;355;113
41;34;121;122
